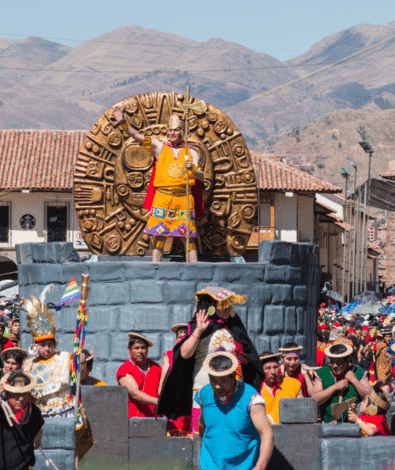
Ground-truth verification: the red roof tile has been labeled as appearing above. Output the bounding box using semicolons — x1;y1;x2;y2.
251;152;341;194
0;130;86;190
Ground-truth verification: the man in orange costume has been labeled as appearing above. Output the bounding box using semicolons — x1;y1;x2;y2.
114;108;204;262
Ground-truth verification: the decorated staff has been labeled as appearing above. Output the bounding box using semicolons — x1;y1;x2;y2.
69;274;91;420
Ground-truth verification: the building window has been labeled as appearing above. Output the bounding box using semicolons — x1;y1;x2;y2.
0;205;10;243
47;205;68;242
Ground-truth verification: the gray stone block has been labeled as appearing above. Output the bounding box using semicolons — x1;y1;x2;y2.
279;398;317;424
17;241;80;264
248;307;264;334
163;333;176;353
254;335;271;354
146;333;162;361
270;336;280;353
235;305;247;326
129;417;168;438
285;266;303;284
293;285;307;305
281;336;295;347
264;266;287;283
128;437;193;470
87;306;119;333
294;335;306;350
41;417;76;449
80;386;129;468
238;264;265;283
271;284;292;304
181;263;214;280
87;281;130;306
171;304;194;325
284;307;296;334
319;423;361;438
123;263;158;279
156;263;183;279
320;437;395;470
119;304;171;331
296;308;304;334
90;333;111;360
104;361;125;386
34;449;75;470
110;332;130;361
130;280;164;303
249;285;272;306
87;262;124;282
269;423;320;470
263;305;284;334
61;262;87;285
163;281;196;303
212;265;241;282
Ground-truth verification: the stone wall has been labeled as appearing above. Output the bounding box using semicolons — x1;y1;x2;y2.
18;240;320;385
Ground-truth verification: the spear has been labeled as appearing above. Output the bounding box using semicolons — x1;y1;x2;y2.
184;86;191;262
181;88;205;262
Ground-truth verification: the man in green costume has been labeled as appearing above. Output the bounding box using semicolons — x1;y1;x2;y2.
312;342;370;423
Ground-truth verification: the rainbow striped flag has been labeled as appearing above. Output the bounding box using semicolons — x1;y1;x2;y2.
56;278;81;311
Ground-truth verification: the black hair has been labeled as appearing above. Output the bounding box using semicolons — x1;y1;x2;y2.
282;342;299;350
355;325;362;331
128;337;148;349
260;351;280;365
329;344;348;355
82;349;93;372
209;355;233;372
8;370;30;387
4;350;24;365
176;327;188;336
196;294;217;313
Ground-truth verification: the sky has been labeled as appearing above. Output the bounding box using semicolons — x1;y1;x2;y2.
1;0;394;61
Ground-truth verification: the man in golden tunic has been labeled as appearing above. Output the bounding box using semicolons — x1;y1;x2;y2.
114;108;204;262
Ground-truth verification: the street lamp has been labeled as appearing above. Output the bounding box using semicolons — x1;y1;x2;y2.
347;157;357;297
340;166;351;302
359;142;374;291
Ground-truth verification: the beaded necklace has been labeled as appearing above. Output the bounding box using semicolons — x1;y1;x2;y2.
9;401;31;425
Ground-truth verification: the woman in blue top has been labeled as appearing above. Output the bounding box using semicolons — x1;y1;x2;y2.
196;351;273;470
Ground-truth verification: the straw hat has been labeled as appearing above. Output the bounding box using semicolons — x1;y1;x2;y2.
203;351;239;377
170;323;188;334
0;347;28;361
128;332;153;347
325;343;353;358
0;372;36;394
278;345;303;354
259;352;282;362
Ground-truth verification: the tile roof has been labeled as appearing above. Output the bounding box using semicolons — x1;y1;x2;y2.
0;130;86;190
251;152;341;194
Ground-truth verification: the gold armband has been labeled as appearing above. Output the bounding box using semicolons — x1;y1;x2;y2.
141;137;152;150
188;241;196;251
155;239;165;250
119;121;129;131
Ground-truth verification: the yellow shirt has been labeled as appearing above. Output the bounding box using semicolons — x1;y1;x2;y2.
260;376;301;424
154;144;196;188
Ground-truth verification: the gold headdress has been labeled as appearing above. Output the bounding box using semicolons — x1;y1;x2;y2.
366;382;391;415
195;286;247;310
23;285;56;343
168;114;185;130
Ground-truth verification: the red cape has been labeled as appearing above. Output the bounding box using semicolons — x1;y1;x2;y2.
360;414;390;436
143;163;205;219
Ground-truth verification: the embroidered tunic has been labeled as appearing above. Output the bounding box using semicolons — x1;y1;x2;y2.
144;143;199;238
23;351;74;418
315;364;365;423
116;358;161;418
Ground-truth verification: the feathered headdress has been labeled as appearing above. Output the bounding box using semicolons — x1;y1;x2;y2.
23;285;56;343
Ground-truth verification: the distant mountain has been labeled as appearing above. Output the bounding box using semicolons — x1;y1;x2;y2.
0;22;395;169
268;107;395;188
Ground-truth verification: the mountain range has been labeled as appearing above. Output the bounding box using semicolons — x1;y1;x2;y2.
1;22;395;186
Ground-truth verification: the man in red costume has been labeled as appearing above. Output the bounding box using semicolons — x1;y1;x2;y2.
116;332;161;418
114;107;204;262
